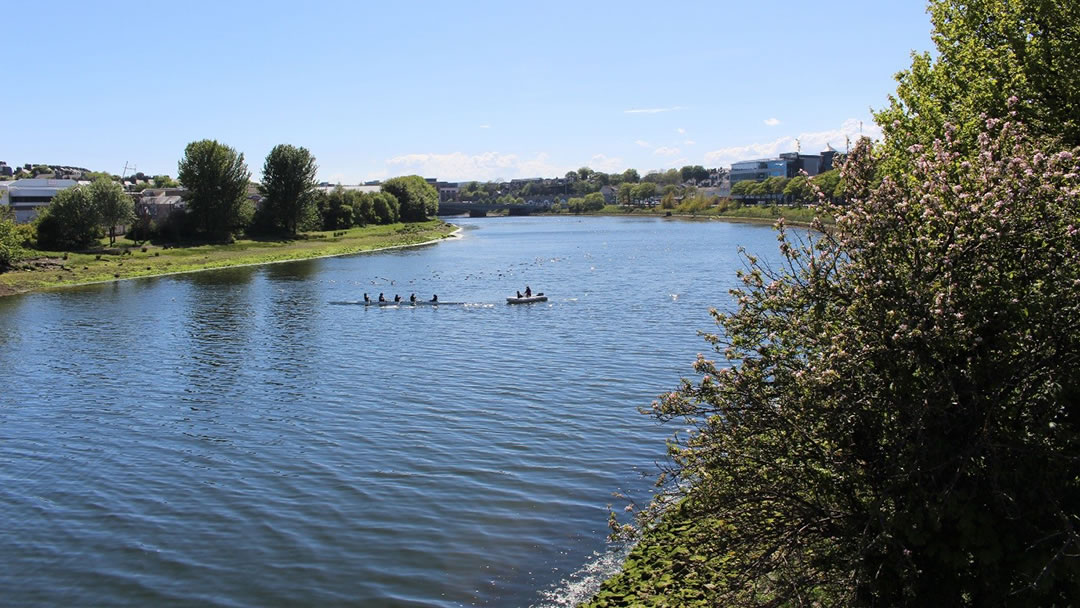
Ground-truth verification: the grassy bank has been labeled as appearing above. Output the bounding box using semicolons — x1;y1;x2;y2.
0;220;457;297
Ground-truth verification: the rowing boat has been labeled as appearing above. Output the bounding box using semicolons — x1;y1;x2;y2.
506;294;547;304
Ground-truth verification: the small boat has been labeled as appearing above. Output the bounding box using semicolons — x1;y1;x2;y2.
507;293;547;304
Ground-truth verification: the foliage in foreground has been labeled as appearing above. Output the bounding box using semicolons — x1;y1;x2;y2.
876;0;1080;168
640;119;1080;606
583;500;738;608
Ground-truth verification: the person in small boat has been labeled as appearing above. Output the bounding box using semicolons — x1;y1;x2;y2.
394;294;402;303
516;290;523;298
524;286;532;297
364;293;370;303
378;292;386;302
410;293;416;303
430;294;438;303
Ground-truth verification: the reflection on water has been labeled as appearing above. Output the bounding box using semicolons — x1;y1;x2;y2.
0;216;784;607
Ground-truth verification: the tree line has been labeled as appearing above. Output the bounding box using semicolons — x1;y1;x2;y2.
0;141;441;261
729;169;843;202
457;165;718;203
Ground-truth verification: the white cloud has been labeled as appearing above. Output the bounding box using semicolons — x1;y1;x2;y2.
586;153;625;173
479;124;492;129
385;151;571;182
764;118;781;126
676;127;686;134
654;146;681;157
684;140;696;146
704;118;882;167
624;106;685;114
635;139;651;148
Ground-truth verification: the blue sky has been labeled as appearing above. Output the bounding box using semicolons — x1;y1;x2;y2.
4;1;932;183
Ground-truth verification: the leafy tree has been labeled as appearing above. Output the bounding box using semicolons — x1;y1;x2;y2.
572;180;598;195
151;174;178;188
30;165;52;177
617;183;634;205
660;192;677;209
177;139;252;239
577;167;594;182
730;180;752;196
259;144;319;235
371;191;400;224
813;169;842;201
583;192;606;211
647;120;1080;605
353;192;377;226
381;175;438;221
875;0;1080;168
782;175;814;202
34;186;101;250
0;215;23;269
762;175;789;195
622;168;640;183
566;196;586;214
320;185;355;230
632;182;657;203
680;165;709;183
90;178;134;246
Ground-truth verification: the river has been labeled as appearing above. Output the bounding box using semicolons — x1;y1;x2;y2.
0;216;783;607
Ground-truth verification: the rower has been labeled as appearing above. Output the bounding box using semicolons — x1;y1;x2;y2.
364;293;370;303
410;293;416;303
431;294;438;303
394;294;402;303
379;292;386;302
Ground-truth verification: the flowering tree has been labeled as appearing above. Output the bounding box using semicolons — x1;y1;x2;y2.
649;116;1080;605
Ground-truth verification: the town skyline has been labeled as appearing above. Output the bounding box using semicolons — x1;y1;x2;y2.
4;1;927;183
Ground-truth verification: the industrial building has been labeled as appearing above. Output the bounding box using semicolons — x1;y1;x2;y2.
3;178;81;223
730;147;837;185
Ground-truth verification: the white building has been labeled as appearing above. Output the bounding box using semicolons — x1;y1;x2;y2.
5;178;80;223
314;184;382;196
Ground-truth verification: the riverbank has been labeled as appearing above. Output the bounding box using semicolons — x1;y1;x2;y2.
580;498;736;607
0;220;458;297
543;204;823;228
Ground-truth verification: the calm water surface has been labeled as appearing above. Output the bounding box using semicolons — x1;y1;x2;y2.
0;216;782;607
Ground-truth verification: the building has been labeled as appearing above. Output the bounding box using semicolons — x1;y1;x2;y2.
5;178;81;223
730;149;837;185
314;184;382;196
137;188;188;221
0;161;12;177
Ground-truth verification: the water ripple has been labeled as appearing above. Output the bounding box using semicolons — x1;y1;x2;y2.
0;216;783;607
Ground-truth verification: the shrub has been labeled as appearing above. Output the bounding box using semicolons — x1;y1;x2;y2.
649;120;1080;605
0;216;24;269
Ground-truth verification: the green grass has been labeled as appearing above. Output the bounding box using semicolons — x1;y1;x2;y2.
0;220;457;297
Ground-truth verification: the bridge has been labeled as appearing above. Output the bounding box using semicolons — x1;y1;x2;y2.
437;200;553;217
